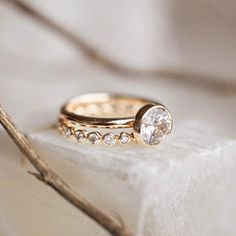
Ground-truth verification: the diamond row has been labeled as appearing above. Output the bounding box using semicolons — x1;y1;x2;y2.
59;124;132;146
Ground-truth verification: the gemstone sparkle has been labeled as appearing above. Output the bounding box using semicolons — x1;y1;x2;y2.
139;106;172;145
103;133;116;146
119;132;131;145
75;130;86;142
64;127;72;138
88;132;101;144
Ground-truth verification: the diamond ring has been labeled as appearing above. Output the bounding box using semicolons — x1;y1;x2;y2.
58;93;173;146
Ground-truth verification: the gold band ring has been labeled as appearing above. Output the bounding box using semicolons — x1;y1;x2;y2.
58;93;173;146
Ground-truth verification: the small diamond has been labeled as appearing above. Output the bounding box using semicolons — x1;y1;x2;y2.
140;106;172;146
88;132;101;144
64;127;73;138
103;133;116;146
74;130;86;142
119;132;130;145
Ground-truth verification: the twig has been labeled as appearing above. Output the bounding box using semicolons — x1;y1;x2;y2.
0;104;133;236
4;0;236;93
4;0;131;74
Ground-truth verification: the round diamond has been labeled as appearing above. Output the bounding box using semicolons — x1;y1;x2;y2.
119;132;130;145
64;127;73;138
88;132;101;144
139;106;172;146
103;133;116;146
74;130;86;142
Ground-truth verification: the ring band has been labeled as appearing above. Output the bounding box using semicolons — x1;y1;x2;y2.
58;93;173;146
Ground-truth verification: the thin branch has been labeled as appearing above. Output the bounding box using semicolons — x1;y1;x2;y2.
4;0;130;74
4;0;236;93
0;104;133;236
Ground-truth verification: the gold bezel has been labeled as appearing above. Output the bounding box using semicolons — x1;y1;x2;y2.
59;93;173;146
133;103;173;146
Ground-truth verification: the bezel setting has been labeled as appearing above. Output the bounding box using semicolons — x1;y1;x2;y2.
87;132;101;144
59;93;173;147
119;132;131;145
74;129;86;142
103;132;116;146
133;104;173;146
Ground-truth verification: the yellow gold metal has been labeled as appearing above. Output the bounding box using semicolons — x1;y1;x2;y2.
58;93;173;146
133;104;173;146
60;93;157;128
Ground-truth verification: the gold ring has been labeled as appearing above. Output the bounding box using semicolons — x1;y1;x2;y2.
58;93;173;146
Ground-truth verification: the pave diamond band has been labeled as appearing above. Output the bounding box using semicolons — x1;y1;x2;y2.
58;93;173;146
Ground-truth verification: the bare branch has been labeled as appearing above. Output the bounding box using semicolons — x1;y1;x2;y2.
3;0;236;93
0;104;133;236
4;0;130;74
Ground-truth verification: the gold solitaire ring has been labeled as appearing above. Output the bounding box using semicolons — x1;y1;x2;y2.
58;93;173;146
